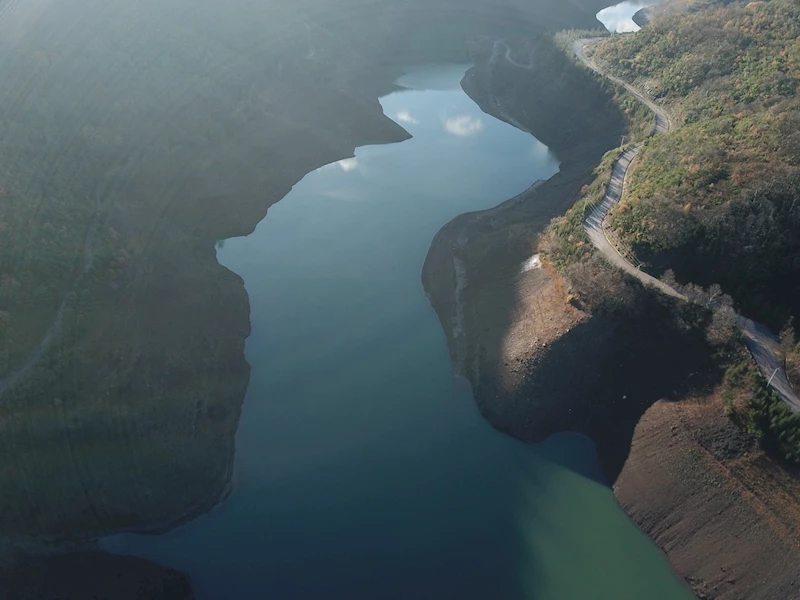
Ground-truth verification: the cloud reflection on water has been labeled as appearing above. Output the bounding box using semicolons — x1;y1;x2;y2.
396;110;419;125
445;115;483;137
337;158;359;171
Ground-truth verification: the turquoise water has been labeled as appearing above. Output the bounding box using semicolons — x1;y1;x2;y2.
105;64;693;600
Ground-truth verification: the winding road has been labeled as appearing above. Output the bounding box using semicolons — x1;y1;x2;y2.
574;38;670;133
494;39;535;71
574;38;800;412
484;38;537;134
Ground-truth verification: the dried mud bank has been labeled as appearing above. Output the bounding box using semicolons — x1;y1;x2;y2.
617;395;800;600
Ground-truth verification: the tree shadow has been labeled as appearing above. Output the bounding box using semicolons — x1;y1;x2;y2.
480;286;724;484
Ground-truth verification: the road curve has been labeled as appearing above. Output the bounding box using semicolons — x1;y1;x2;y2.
584;144;686;301
494;39;535;71
574;38;670;133
573;38;800;411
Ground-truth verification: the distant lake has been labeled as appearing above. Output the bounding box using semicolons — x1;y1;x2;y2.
597;0;663;32
105;64;693;599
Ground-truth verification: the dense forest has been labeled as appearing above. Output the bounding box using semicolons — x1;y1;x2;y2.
593;0;800;328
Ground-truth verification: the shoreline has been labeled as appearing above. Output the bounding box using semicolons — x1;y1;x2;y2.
423;33;627;411
422;28;800;600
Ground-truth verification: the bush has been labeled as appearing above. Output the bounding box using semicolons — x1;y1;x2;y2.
541;148;621;269
707;305;740;347
565;254;636;313
781;320;800;391
747;383;800;464
726;360;800;464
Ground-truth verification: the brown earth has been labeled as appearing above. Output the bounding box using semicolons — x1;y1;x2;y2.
617;393;800;600
428;226;800;598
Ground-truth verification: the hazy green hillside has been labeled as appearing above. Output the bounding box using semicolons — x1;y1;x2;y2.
593;0;800;327
0;0;610;541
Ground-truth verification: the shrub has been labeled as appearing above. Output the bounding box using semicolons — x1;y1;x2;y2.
726;359;800;464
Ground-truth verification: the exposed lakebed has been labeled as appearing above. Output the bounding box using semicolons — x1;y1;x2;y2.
105;64;692;599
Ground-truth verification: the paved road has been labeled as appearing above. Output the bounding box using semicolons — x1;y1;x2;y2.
740;317;800;411
494;39;535;71
574;38;670;133
486;39;534;134
574;38;800;411
584;145;686;301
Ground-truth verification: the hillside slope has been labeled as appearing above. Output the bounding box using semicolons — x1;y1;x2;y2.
0;0;612;595
593;0;800;329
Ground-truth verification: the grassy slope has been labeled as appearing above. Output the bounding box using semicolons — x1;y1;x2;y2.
591;0;800;328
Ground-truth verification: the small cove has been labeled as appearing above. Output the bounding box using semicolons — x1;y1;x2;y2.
105;63;693;600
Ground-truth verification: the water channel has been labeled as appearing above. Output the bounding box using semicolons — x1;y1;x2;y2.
106;63;693;600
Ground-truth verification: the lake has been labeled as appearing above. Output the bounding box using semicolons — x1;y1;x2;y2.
596;0;664;32
105;64;693;599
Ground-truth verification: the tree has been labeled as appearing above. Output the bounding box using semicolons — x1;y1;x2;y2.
707;305;740;347
660;268;678;289
780;317;796;359
566;256;636;313
707;283;723;305
782;318;800;390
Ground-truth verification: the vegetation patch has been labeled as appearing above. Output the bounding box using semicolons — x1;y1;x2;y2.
724;358;800;464
541;147;619;268
592;0;800;329
780;320;800;392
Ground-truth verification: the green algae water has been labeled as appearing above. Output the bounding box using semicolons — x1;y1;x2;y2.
105;64;694;599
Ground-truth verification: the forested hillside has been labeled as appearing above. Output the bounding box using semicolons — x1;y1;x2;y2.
593;0;800;328
0;0;611;542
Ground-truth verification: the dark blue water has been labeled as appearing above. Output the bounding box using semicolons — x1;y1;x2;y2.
104;64;693;600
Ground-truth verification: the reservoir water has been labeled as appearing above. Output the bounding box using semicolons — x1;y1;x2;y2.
106;64;693;599
596;0;664;32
